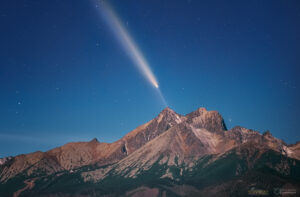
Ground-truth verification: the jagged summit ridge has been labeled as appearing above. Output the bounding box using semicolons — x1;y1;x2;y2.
155;107;184;125
1;106;300;197
120;107;185;155
185;107;227;132
90;138;99;143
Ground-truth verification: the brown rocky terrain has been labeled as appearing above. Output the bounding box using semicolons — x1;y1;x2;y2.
0;107;183;182
1;107;300;197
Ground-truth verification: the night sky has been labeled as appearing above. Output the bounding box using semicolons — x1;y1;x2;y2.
1;0;300;157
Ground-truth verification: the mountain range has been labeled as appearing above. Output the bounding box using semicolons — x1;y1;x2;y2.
1;107;300;197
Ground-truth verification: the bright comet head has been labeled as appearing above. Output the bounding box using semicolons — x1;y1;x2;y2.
98;1;160;89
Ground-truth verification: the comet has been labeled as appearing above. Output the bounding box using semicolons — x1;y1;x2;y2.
97;1;159;89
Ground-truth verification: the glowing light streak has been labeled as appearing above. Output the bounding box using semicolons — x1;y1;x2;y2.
98;1;159;88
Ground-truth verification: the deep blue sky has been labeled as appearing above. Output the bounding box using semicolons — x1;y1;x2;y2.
0;0;300;157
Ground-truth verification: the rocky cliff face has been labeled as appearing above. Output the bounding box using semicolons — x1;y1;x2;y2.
186;107;227;132
1;107;300;197
0;107;183;182
0;157;12;166
288;141;300;160
120;107;184;155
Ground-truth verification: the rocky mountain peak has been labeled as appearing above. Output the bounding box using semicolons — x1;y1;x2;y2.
185;107;227;132
160;106;174;113
90;138;99;143
155;107;184;125
263;130;272;137
225;126;261;144
0;156;12;165
1;106;300;197
197;107;207;113
121;107;185;155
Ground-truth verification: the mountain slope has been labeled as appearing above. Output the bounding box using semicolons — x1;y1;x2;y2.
1;107;300;197
0;107;183;182
16;140;300;197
